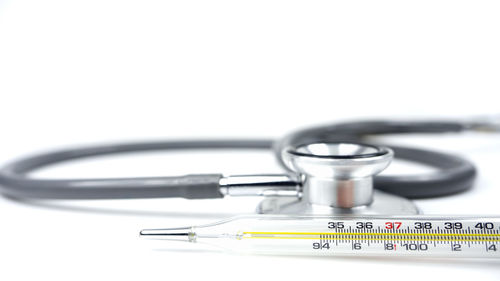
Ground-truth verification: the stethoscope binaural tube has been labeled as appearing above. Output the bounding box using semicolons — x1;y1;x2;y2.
0;119;497;201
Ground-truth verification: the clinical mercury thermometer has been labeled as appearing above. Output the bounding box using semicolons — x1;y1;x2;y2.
140;216;500;257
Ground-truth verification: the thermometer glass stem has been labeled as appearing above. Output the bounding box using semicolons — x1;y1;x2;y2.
140;215;500;257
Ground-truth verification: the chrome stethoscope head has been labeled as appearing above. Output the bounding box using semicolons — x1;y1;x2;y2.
282;142;393;208
257;142;420;215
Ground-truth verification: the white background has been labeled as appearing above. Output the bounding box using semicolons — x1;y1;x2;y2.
1;0;500;280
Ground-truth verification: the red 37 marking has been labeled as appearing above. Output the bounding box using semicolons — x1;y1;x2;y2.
385;222;402;229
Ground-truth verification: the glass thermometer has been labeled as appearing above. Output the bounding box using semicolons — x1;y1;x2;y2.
140;215;500;257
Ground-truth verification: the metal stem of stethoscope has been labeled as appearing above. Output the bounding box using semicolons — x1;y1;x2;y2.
219;142;419;215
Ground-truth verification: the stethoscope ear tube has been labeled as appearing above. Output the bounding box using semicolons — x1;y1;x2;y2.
374;145;476;198
0;173;226;200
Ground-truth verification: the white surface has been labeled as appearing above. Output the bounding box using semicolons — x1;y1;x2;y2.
1;0;500;280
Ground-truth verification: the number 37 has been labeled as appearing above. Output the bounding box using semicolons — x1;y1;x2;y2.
385;222;402;229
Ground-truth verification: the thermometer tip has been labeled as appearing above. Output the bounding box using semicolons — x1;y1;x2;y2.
140;227;193;241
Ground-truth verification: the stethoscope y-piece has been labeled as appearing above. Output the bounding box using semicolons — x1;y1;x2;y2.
0;119;499;215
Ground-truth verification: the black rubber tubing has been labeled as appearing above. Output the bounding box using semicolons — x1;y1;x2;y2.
0;121;476;200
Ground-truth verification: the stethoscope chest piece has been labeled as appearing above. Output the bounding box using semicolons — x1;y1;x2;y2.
257;142;420;215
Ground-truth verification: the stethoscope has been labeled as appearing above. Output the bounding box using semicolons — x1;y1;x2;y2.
1;119;499;216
